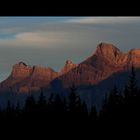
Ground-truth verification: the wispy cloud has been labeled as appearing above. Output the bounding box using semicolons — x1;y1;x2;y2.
0;31;70;48
16;32;48;43
65;17;140;24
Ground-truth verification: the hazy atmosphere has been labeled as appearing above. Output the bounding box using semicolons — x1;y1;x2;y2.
0;16;140;81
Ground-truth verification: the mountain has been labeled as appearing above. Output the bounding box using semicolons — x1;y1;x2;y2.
0;62;58;93
1;42;140;110
56;43;140;87
0;60;77;93
1;42;140;94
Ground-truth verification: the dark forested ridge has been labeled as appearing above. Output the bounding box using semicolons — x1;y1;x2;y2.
0;67;140;135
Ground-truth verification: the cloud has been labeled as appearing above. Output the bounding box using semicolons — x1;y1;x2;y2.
16;32;48;43
0;32;48;47
0;31;71;48
65;17;140;24
0;17;140;50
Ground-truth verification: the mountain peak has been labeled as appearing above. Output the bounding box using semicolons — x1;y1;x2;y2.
65;59;74;65
59;59;77;75
17;61;27;67
129;48;140;55
11;62;32;79
96;42;121;55
94;42;122;60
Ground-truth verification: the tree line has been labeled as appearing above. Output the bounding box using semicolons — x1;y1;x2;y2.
0;66;140;130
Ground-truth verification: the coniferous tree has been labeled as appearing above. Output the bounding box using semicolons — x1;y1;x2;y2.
37;90;47;114
126;66;137;98
36;90;47;125
76;96;82;114
6;100;12;119
24;95;36;119
89;106;97;122
63;97;67;113
15;102;21;118
47;93;54;113
68;84;78;114
81;102;88;118
68;84;83;125
0;106;3;120
99;93;108;120
54;94;64;114
122;66;137;119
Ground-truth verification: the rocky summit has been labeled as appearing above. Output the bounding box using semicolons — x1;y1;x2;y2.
59;59;77;75
0;60;77;93
57;43;140;87
1;42;140;93
0;62;58;93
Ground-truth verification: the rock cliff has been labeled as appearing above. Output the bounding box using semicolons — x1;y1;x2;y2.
1;42;140;93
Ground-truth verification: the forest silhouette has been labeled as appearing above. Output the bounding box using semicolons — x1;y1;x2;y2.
0;66;140;134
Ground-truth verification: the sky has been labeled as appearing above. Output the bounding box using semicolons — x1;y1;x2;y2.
0;16;140;81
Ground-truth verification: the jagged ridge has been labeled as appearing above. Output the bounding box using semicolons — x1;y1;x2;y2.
57;42;140;87
1;42;140;93
0;59;76;93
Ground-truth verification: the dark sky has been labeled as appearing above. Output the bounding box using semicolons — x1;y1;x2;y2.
0;17;140;81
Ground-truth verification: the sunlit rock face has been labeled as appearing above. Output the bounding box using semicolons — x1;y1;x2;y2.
59;59;77;75
91;43;129;66
11;62;32;79
0;62;33;89
127;49;140;67
57;43;140;87
0;62;58;93
1;42;140;93
95;43;122;62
